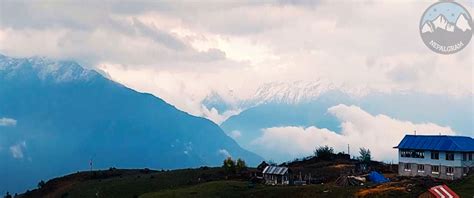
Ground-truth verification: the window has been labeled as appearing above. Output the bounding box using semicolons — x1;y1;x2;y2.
463;153;468;161
404;163;411;171
431;151;439;160
446;167;454;175
417;164;425;172
469;153;473;161
401;150;410;157
432;166;440;174
401;150;424;158
446;152;455;161
414;151;424;158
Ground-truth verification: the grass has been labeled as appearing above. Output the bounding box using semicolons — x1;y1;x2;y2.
20;168;474;198
140;180;360;198
448;175;474;197
24;168;226;198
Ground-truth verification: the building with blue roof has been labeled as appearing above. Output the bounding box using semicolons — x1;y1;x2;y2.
394;135;474;180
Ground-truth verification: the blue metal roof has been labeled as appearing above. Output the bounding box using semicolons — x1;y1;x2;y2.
394;135;474;152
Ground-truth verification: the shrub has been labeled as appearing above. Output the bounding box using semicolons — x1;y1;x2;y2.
358;147;371;163
4;192;12;198
314;145;334;160
236;158;247;173
37;180;46;189
223;157;236;174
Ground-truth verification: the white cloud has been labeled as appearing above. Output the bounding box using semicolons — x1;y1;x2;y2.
227;130;242;139
201;106;241;125
0;117;17;126
218;149;232;158
9;141;27;159
252;104;455;162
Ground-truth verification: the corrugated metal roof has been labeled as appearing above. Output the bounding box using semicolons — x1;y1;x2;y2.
394;135;474;152
262;166;288;175
428;185;460;198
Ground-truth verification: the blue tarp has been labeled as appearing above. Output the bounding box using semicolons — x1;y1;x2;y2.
368;171;389;184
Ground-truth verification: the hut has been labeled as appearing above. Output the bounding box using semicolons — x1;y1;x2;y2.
262;166;289;185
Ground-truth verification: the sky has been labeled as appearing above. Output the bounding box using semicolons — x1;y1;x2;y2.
0;0;473;161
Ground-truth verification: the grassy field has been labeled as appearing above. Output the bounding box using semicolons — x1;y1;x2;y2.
141;176;474;198
19;168;474;198
140;180;360;198
20;168;227;198
449;175;474;197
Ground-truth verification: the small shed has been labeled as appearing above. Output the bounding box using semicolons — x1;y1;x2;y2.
262;166;289;185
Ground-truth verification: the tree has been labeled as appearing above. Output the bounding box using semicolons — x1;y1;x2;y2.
314;145;334;160
37;180;46;189
358;147;371;163
222;157;236;174
4;192;12;198
236;158;247;173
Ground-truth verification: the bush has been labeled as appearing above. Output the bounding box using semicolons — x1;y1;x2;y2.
314;145;334;160
223;157;236;174
358;147;371;163
236;158;247;173
4;192;12;198
37;180;46;189
141;168;150;174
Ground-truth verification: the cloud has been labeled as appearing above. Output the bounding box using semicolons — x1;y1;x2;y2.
0;117;17;126
200;106;242;125
218;149;232;158
227;130;242;139
9;141;27;159
252;104;455;162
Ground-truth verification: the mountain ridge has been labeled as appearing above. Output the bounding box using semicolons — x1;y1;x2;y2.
0;54;262;193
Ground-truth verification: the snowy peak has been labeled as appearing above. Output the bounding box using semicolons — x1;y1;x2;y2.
251;80;337;104
0;55;99;82
456;13;472;32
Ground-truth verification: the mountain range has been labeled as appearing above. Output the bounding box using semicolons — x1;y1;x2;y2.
0;54;262;193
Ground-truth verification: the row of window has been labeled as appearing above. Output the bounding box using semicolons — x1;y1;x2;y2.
400;150;425;158
400;150;474;161
462;153;473;161
404;164;454;175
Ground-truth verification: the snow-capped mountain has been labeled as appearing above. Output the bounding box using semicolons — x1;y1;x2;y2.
251;80;336;104
0;54;98;82
202;80;374;118
0;54;262;193
456;13;472;32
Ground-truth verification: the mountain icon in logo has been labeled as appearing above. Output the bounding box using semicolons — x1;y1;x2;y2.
456;13;472;32
419;2;472;54
422;14;472;33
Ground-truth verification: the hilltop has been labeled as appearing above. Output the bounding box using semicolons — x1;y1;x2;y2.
14;154;474;197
